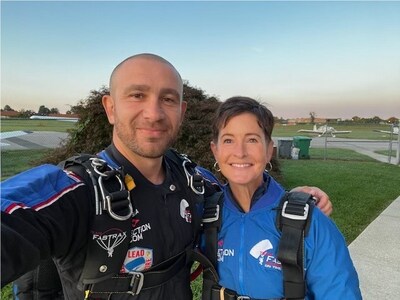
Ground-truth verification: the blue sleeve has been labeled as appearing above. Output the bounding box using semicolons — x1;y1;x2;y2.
196;166;222;187
305;208;362;299
1;164;90;286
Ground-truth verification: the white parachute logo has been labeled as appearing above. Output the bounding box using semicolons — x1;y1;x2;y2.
180;199;192;223
250;239;273;265
93;229;127;257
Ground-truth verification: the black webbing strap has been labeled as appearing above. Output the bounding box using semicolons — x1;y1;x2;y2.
202;191;223;268
276;192;314;300
200;191;223;300
87;247;189;297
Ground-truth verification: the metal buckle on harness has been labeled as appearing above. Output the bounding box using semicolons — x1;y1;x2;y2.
202;204;220;223
91;157;133;221
182;157;205;195
281;201;309;220
237;296;250;300
127;272;144;296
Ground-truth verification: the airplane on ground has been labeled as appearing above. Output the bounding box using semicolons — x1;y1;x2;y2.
373;126;399;135
298;124;351;137
29;115;79;122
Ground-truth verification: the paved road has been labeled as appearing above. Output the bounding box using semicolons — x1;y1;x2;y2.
0;131;69;150
349;196;400;299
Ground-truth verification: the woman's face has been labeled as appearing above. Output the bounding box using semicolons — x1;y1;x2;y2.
211;112;273;188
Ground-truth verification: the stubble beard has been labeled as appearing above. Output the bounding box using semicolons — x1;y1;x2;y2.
114;120;177;159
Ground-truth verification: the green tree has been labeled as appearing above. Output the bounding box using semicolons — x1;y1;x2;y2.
3;105;14;111
50;108;60;114
17;109;35;118
38;105;51;115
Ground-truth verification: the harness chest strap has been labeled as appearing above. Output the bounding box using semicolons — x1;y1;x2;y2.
61;151;207;297
86;246;191;297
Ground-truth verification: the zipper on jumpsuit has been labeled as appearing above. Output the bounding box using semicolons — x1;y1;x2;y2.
238;214;246;295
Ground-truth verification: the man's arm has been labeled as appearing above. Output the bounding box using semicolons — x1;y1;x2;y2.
290;186;333;216
1;164;90;285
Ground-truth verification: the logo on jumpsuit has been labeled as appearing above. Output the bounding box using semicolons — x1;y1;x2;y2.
250;239;282;270
180;199;192;223
217;239;235;262
92;228;127;257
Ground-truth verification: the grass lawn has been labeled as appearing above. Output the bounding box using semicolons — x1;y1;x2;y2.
1;148;399;299
1;149;52;180
1;119;76;132
278;149;400;243
375;149;397;158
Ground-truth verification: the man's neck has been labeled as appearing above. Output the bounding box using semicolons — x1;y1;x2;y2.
113;141;165;185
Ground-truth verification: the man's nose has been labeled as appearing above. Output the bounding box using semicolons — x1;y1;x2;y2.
143;97;165;121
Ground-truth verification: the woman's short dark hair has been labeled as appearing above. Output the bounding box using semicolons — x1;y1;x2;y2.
212;96;274;142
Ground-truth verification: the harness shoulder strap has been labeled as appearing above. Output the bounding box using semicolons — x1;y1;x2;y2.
59;154;133;287
276;191;314;300
202;191;224;268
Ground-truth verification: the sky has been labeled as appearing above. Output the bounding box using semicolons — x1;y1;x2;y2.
1;0;399;119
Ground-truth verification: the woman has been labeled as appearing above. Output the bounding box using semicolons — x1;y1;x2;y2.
200;96;361;299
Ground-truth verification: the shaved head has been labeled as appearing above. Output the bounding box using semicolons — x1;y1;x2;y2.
109;53;183;98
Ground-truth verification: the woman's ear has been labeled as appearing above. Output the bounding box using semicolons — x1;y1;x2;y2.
266;140;274;162
210;141;218;159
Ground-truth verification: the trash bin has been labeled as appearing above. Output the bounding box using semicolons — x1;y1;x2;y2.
293;136;312;159
277;139;293;159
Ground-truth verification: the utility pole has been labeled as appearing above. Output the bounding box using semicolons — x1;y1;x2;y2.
396;126;400;165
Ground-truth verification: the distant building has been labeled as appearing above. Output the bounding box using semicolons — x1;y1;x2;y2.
286;117;342;125
0;110;20;118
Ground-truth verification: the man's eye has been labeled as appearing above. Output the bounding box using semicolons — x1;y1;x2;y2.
248;138;258;143
163;97;178;104
130;93;144;99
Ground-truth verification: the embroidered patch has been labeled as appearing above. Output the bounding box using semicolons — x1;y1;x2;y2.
92;228;127;257
121;247;153;273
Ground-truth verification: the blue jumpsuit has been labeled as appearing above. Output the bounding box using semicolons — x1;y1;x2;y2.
198;168;362;300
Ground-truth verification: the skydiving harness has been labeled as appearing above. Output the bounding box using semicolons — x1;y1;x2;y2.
199;191;315;300
59;149;207;299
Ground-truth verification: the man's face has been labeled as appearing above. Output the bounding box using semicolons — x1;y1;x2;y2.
103;57;186;159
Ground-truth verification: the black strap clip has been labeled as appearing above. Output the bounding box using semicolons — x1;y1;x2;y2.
182;155;205;195
202;204;220;223
281;200;310;221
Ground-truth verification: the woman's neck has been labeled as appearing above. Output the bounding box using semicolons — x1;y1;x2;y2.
229;181;260;213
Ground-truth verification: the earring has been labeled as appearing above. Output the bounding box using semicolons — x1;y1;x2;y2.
265;162;272;172
213;161;221;172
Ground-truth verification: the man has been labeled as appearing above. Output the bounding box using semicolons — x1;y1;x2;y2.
2;54;331;299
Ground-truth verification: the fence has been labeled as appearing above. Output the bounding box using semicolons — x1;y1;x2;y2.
275;134;400;165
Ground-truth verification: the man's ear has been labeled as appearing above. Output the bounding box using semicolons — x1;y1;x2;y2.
102;95;115;125
180;101;187;124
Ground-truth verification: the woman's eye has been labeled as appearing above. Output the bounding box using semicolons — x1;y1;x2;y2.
222;139;232;144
